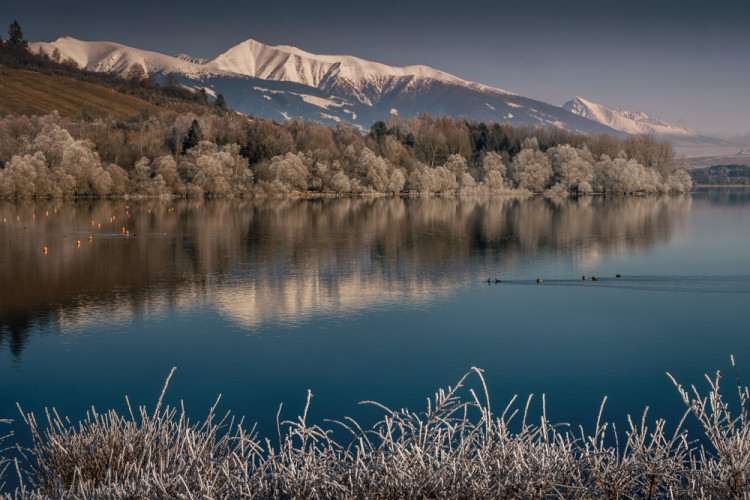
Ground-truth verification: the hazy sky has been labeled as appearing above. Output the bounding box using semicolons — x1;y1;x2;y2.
6;0;749;137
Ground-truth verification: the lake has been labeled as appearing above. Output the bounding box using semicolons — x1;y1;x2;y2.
2;190;750;470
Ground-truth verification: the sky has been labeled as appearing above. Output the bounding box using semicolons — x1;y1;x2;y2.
5;0;750;138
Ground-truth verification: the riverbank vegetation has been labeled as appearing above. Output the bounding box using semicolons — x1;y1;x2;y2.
690;164;750;186
0;112;691;199
1;359;749;498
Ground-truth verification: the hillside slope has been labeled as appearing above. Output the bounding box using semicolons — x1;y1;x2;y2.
0;65;167;118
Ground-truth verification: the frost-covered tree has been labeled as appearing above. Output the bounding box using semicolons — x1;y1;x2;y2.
480;151;508;193
546;144;594;194
268;152;310;191
508;138;552;192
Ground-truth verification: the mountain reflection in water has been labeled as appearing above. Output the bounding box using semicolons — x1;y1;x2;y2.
0;195;691;356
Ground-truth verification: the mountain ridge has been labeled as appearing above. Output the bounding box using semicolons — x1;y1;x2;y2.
27;37;641;138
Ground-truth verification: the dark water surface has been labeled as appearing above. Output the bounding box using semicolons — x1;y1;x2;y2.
2;191;750;466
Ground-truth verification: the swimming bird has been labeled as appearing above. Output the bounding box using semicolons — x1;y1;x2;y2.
616;274;622;278
592;276;599;281
495;279;502;283
582;276;588;280
537;278;544;283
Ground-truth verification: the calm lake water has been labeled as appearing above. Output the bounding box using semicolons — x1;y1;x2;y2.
2;190;750;467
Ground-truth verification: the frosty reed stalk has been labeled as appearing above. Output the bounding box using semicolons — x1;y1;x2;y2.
2;360;750;499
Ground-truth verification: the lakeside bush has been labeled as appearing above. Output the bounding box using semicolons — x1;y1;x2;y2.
2;358;749;499
0;112;691;199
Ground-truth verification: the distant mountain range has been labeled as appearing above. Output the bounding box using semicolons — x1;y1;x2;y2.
29;37;732;151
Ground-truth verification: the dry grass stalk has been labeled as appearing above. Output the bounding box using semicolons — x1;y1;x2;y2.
1;359;750;499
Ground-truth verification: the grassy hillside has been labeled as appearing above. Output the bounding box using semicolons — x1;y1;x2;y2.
0;65;168;118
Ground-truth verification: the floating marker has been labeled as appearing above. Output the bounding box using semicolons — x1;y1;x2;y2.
122;227;126;233
91;220;95;226
16;216;20;221
76;240;81;247
98;223;101;229
45;211;49;216
89;235;93;242
43;246;47;254
32;214;35;219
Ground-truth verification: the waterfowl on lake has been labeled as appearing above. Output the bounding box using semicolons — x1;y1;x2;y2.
495;279;502;283
582;276;588;280
616;274;622;278
592;276;599;281
537;278;544;283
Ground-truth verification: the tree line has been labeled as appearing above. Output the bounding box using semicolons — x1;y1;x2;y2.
0;110;692;198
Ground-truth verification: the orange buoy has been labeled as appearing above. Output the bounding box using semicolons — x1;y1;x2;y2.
125;205;129;210
91;220;95;226
148;209;151;214
98;223;101;229
16;216;20;221
76;240;81;247
43;246;48;254
88;235;93;242
122;227;126;233
45;211;49;216
32;214;35;219
126;230;130;236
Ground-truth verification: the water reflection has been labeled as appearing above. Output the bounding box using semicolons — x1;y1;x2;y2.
0;195;693;356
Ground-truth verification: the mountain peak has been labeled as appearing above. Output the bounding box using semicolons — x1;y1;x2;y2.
563;96;696;138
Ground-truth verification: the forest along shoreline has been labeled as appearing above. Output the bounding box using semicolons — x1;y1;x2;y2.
0;112;692;199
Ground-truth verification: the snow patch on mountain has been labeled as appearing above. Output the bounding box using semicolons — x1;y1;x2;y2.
563;96;697;138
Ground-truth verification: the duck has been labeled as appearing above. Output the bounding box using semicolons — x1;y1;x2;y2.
537;278;544;283
582;276;588;280
592;276;599;281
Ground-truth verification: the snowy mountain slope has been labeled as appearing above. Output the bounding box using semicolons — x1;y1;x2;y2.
31;37;217;78
562;96;697;138
29;37;619;134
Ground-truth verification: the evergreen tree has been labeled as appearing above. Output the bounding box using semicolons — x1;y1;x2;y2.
182;119;202;153
369;121;388;140
215;93;227;111
8;21;26;50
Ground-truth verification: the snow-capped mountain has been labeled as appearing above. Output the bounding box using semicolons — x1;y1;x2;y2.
29;36;620;134
562;96;697;138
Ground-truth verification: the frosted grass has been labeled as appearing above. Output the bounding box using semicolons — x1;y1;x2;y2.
2;359;750;499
